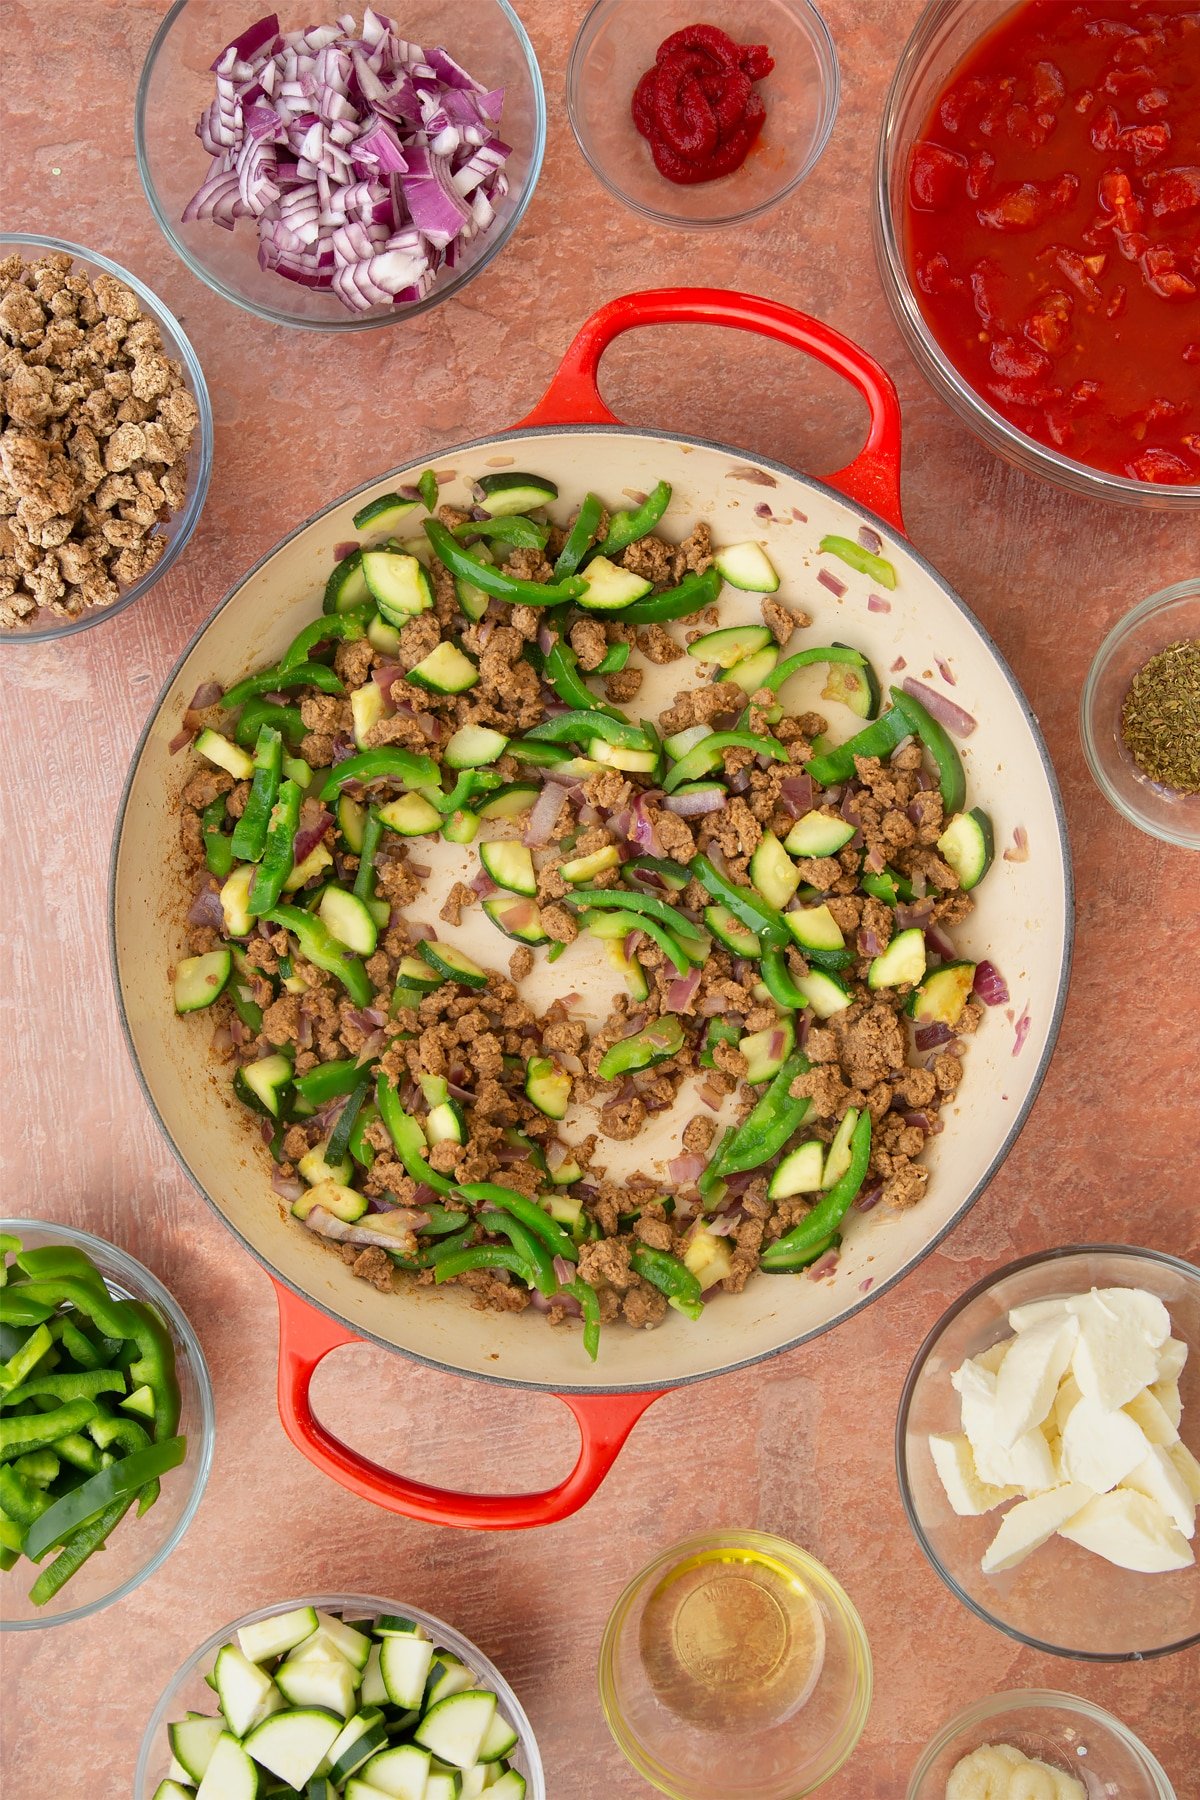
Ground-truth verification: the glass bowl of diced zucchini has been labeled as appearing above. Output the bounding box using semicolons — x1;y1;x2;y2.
135;1593;545;1799
896;1246;1200;1661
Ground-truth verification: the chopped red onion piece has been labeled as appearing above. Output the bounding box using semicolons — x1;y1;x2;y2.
754;502;774;520
188;884;226;929
925;924;957;961
867;593;891;614
935;656;957;687
1012;1006;1031;1057
1003;824;1030;863
817;569;847;598
913;1021;954;1051
407;920;436;942
856;1181;883;1213
668;1153;707;1185
706;1210;741;1237
857;524;883;555
303;1205;427;1248
663;788;725;817
292;807;332;863
858;928;884;958
667;969;701;1012
901;676;977;738
972;959;1010;1007
272;1169;306;1202
169;723;196;754
859;1276;875;1292
807;1247;841;1280
779;773;814;817
524;782;565;847
891;655;906;672
189;679;222;709
470;867;497;897
894;898;934;931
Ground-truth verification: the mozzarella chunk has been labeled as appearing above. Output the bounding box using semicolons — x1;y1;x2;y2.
1060;1394;1151;1493
981;1483;1095;1574
1122;1446;1197;1539
1167;1441;1200;1503
1006;1297;1071;1333
1157;1337;1188;1382
929;1433;1019;1516
1124;1385;1180;1448
1059;1489;1193;1573
1148;1377;1182;1431
993;1315;1077;1449
1070;1292;1159;1411
1052;1372;1083;1437
974;1338;1011;1376
952;1358;1056;1493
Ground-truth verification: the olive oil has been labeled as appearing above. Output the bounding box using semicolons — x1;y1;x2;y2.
639;1544;826;1732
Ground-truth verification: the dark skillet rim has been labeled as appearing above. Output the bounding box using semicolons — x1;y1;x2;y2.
108;423;1076;1397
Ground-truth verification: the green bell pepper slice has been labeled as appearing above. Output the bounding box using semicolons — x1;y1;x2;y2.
480;1211;557;1296
264;906;373;1007
664;731;789;793
417;467;439;512
568;884;699;941
418;1205;474;1239
710;1052;812;1182
819;534;897;590
760;947;808;1011
376;1076;454;1195
861;867;915;906
28;1496;133;1605
221;661;345;708
553;493;603;579
543;641;603;712
23;1436;185;1561
433;1244;536;1286
295;1059;364;1107
691;853;790;949
594;642;630;676
3;1369;125;1407
593;480;672;559
428;769;503;816
2;1279;139;1345
888;685;966;815
0;1291;55;1328
424;520;584;606
597;1015;685;1082
0;1399;99;1462
620;566;723;624
525;708;650;751
234;696;308;750
230;725;283;864
0;1323;54;1393
248;778;302;916
0;1464;52;1529
453;515;549;550
761;1111;872;1270
455;1184;579;1266
630;1247;704;1320
352;807;384;903
562;1278;602;1361
325;1075;372;1167
316;747;439;800
418;1226;477;1269
578;907;692;976
804;706;912;788
763;644;868;693
201;796;235;880
278;607;371;673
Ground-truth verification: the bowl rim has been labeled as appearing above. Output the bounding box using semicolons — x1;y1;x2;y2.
597;1529;873;1799
107;419;1075;1395
0;233;214;645
1079;580;1200;852
0;1216;215;1632
895;1242;1200;1663
133;0;548;332
565;0;841;232
133;1590;546;1798
871;0;1200;511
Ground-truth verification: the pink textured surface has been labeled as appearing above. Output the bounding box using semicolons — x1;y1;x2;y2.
2;1;1199;1796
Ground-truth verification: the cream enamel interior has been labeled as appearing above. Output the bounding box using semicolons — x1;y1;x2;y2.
112;428;1072;1392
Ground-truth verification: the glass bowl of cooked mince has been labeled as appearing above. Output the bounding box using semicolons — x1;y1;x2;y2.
1081;580;1200;852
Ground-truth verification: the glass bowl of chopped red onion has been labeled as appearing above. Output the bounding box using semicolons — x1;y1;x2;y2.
1080;580;1200;853
135;2;545;328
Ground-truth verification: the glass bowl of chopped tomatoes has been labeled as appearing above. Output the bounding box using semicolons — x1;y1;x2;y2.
567;0;840;230
1081;578;1200;851
874;0;1200;508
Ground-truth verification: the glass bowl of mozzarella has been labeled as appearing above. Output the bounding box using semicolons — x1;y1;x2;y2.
896;1246;1200;1660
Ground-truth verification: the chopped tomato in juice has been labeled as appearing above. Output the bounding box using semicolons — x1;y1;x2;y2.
905;0;1200;485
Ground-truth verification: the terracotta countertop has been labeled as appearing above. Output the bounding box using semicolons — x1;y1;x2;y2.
3;1;1198;1794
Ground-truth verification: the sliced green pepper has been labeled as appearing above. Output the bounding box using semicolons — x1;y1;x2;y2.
25;1435;184;1560
0;1464;52;1528
456;1184;579;1266
234;697;308;751
221;661;345;708
325;1075;371;1167
376;1076;453;1195
760;947;807;1011
295;1059;364;1107
525;709;650;751
124;1300;182;1443
481;1211;556;1296
597;1015;685;1081
418;1205;473;1238
543;641;603;712
861;867;915;906
11;1449;60;1486
888;685;966;815
418;1226;477;1269
764;644;868;693
595;642;630;676
553;492;603;579
433;1244;536;1286
804;706;912;788
568;884;699;941
593;481;672;559
0;1323;54;1393
563;1278;601;1361
352;808;383;903
761;1111;872;1270
29;1495;133;1607
630;1247;704;1320
0;1292;55;1328
691;853;790;949
199;796;234;880
710;1052;812;1181
453;515;549;550
620;566;722;625
3;1369;125;1407
317;747;438;800
578;907;691;976
265;905;372;1007
3;1280;138;1345
417;467;439;513
424;520;584;607
230;725;283;864
819;534;897;590
54;1318;104;1370
664;731;789;793
278;607;371;674
428;769;503;815
0;1399;98;1462
248;778;301;916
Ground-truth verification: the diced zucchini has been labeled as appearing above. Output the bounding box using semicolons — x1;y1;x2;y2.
663;723;713;760
327;1712;390;1786
298;1142;353;1187
717;644;778;694
153;1783;196;1800
349;681;385;748
907;961;976;1028
477;1713;519;1764
687;624;774;667
683;1229;734;1292
424;1657;476;1709
214;1644;282;1739
195;1733;260;1800
444;725;509;769
234;1053;294;1120
220;863;257;937
275;1653;360;1719
319;886;379;956
821;653;880;719
426;1100;467;1146
419;940;489;988
398;953;443;993
483;895;548;945
408;641;479;695
576;556;653;611
703;904;762;958
362;551;434;624
750;832;800;909
454;542;494;622
325;549;372;615
353;491;420;536
367;613;401;655
414;1692;498;1771
784;811;856;857
169;1715;224;1784
361;1743;433;1800
338;794;368;853
360;1644;388;1710
243;1708;343;1790
284;842;334;892
795;969;853;1017
196;728;255;782
477;783;538;821
937;809;994;890
767;1140;826;1199
587;737;659;773
868;927;927;991
174;949;232;1014
238;1606;320;1664
822;1108;860;1188
712;540;780;593
479;840;537;897
784;904;845;955
477;471;558;517
488;1775;526;1800
423;1778;461;1800
561;845;620;883
739;1020;794;1084
443;808;479;845
605;940;650;1002
377;793;442;836
379;1633;436;1710
525;1056;571;1119
290;1181;368;1224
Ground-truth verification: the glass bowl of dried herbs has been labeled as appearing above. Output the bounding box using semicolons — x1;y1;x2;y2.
1081;579;1200;851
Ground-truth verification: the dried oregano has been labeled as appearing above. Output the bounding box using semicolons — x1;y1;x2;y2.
1120;638;1200;794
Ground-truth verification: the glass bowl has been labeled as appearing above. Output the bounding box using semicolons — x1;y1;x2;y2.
1080;581;1200;852
907;1691;1178;1800
598;1530;872;1798
0;233;213;644
135;0;546;330
135;1592;546;1797
0;1218;214;1631
567;0;839;231
872;0;1200;511
896;1246;1200;1662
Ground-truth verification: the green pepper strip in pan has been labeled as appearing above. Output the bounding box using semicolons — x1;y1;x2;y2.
763;644;868;693
710;1052;812;1183
553;492;603;580
663;731;789;794
265;906;372;1008
352;808;383;904
761;1112;873;1271
316;747;439;800
221;661;345;708
201;796;235;880
803;706;912;788
630;1247;704;1321
567;884;698;940
452;516;549;551
690;853;791;949
230;725;283;864
325;1075;372;1168
592;481;672;560
577;908;692;977
417;1226;476;1270
562;1278;602;1361
888;685;967;815
480;1211;557;1296
429;769;502;815
526;708;650;750
425;520;585;607
376;1075;454;1196
620;566;722;625
234;697;308;750
248;779;301;916
595;642;629;676
819;534;897;590
0;1400;99;1461
597;1015;685;1082
760;948;808;1011
434;1243;537;1286
278;607;371;674
542;641;604;712
456;1184;579;1266
295;1058;364;1107
417;467;439;513
420;1205;473;1238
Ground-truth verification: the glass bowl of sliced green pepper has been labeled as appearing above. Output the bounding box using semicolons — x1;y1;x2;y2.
0;1220;214;1630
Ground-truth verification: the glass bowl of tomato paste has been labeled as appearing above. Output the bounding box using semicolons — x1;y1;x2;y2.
567;0;840;230
874;0;1200;509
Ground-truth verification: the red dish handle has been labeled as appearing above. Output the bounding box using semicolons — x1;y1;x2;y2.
273;1280;664;1529
518;287;906;533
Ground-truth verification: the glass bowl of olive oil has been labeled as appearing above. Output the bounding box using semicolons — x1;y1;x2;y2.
598;1530;872;1798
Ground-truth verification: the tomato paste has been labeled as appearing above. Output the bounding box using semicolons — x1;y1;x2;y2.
632;24;774;185
905;0;1200;485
